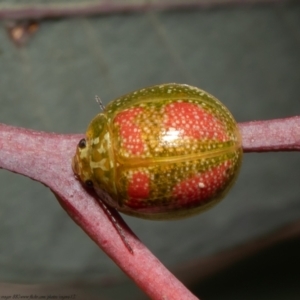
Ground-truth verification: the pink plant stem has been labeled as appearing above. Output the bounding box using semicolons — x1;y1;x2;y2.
0;123;198;300
239;116;300;152
0;0;285;20
0;116;299;299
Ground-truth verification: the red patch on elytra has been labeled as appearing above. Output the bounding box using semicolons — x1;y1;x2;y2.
127;171;150;208
173;162;230;204
114;108;145;155
164;102;228;141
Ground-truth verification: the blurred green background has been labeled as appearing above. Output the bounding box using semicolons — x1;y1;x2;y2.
0;1;300;299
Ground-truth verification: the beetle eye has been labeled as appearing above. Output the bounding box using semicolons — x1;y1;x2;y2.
78;138;86;149
85;180;93;188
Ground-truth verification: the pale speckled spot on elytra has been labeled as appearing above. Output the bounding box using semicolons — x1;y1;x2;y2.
93;137;100;145
72;83;242;220
90;159;108;171
97;144;106;154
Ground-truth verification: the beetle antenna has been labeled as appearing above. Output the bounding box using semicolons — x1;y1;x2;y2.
95;95;105;111
98;199;134;254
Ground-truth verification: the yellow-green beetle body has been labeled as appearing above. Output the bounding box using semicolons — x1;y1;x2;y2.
72;83;242;219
